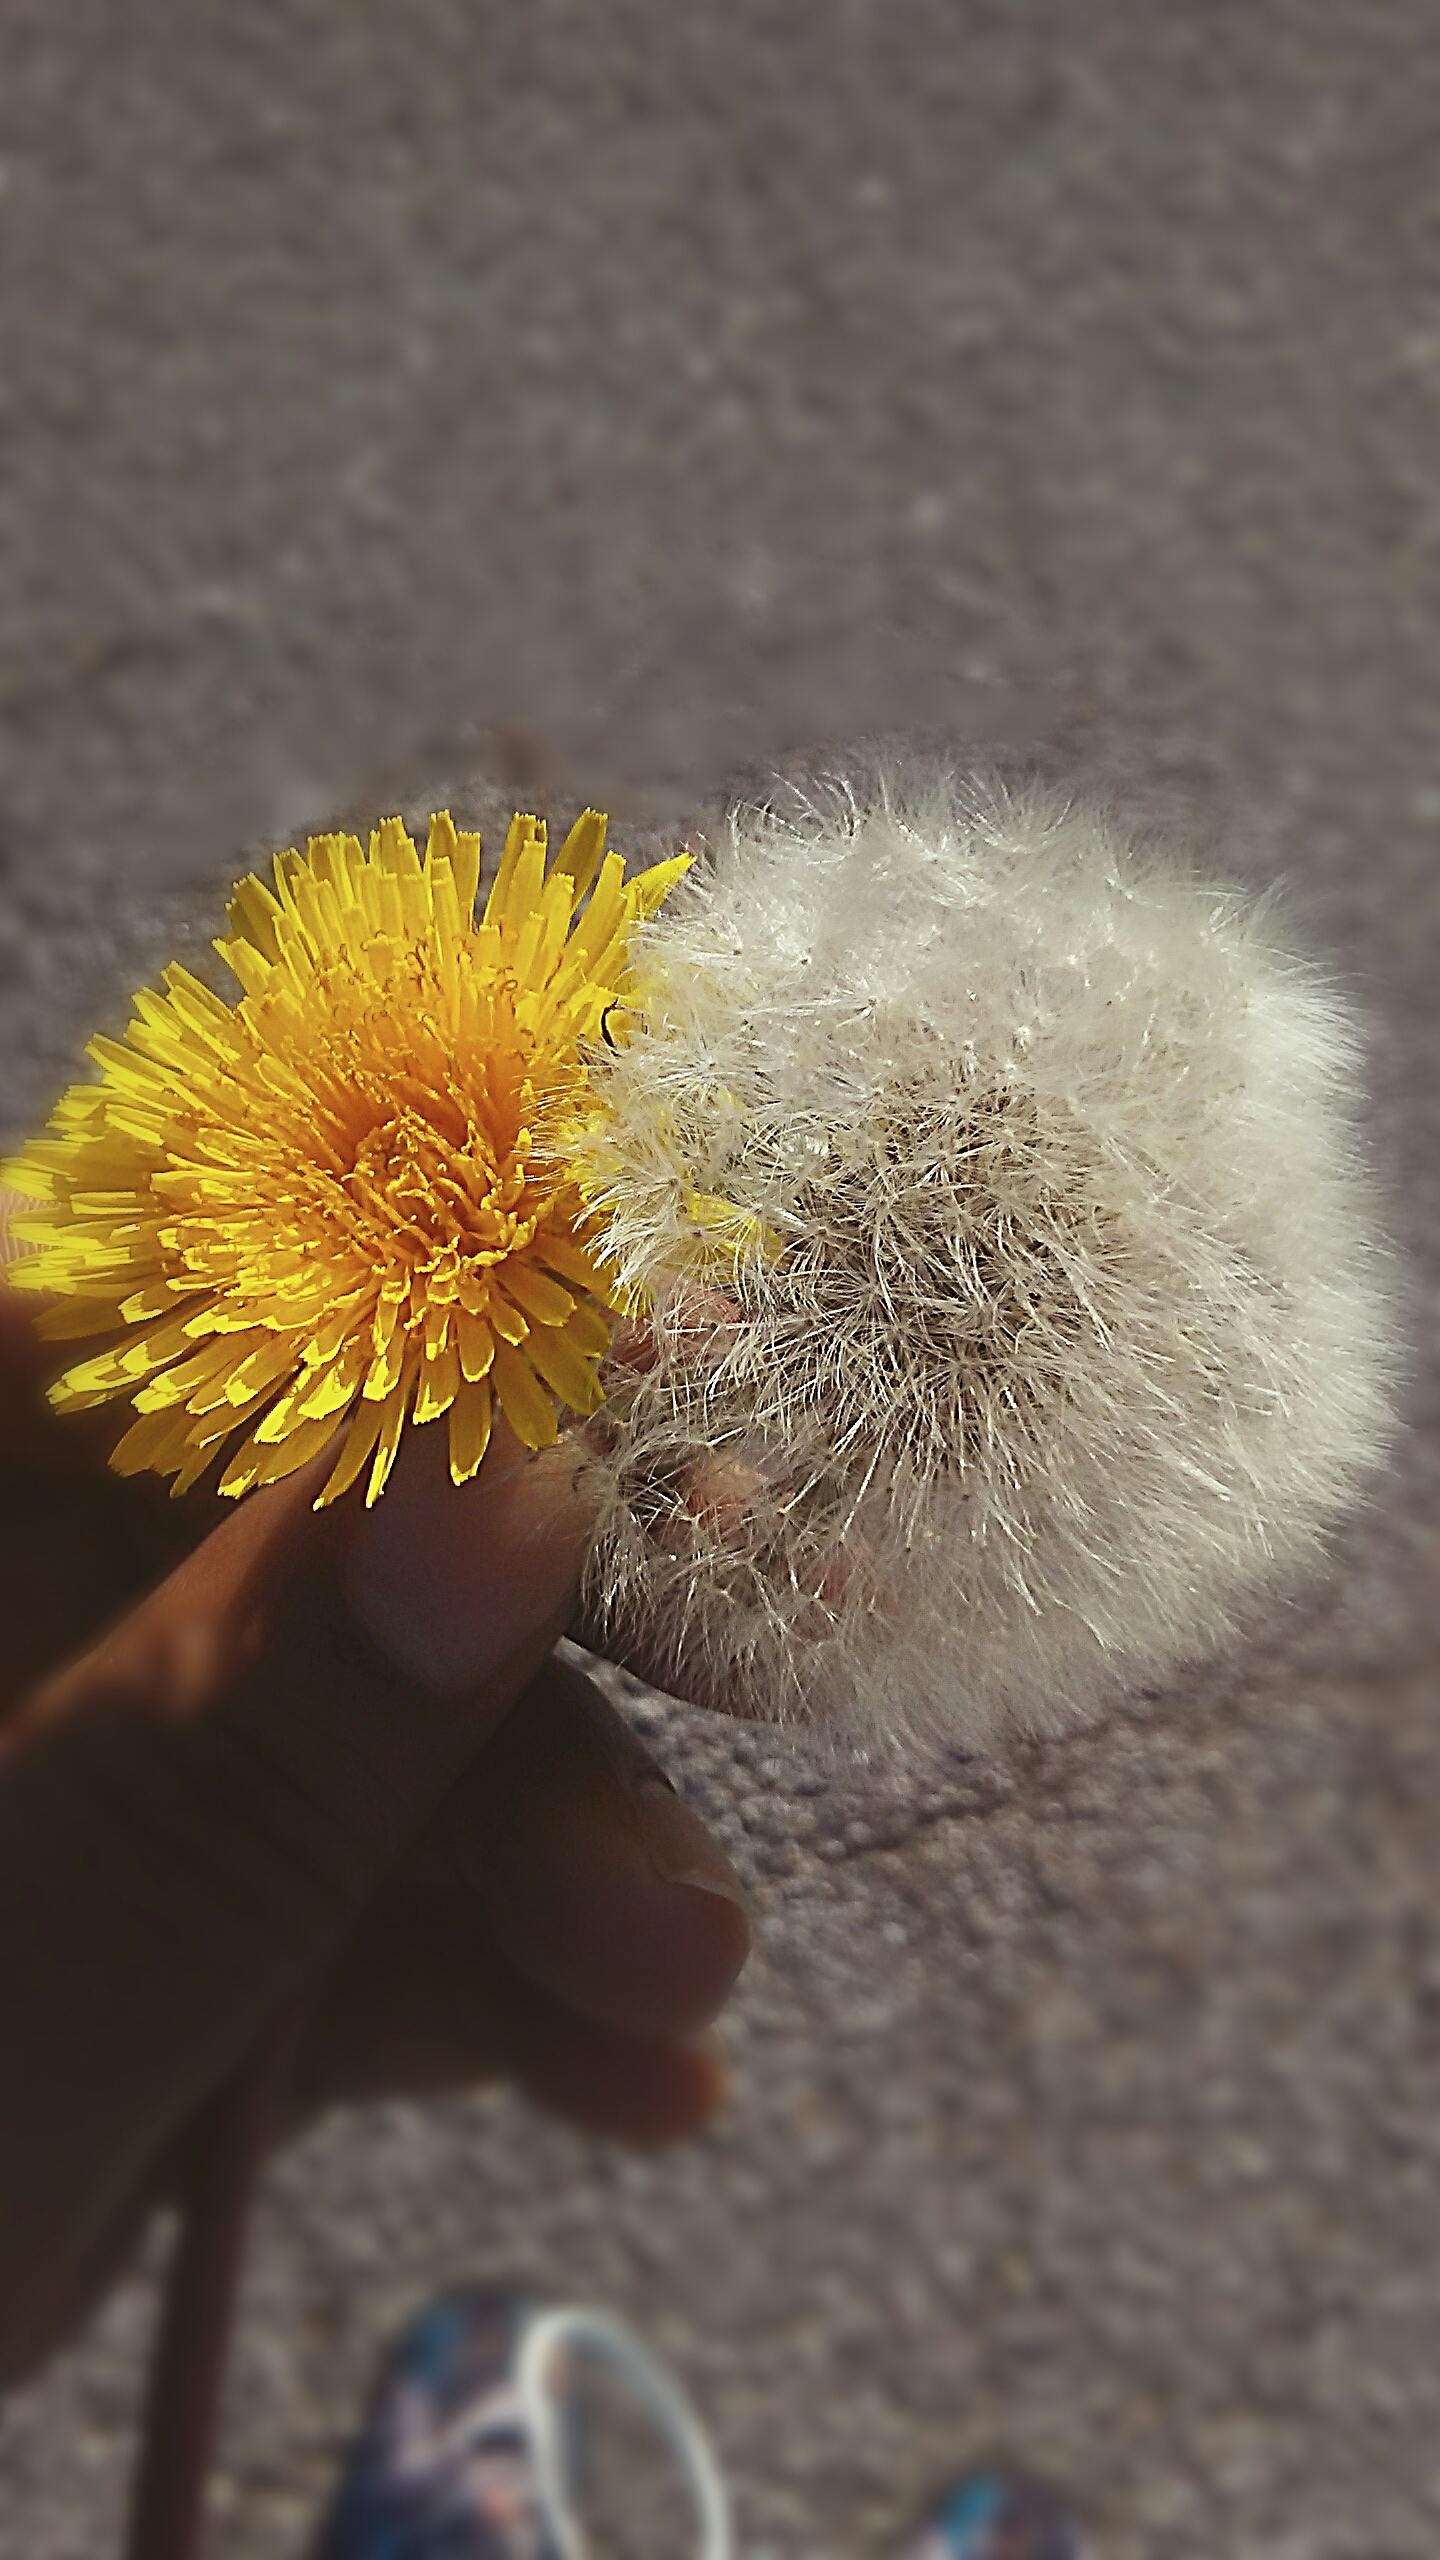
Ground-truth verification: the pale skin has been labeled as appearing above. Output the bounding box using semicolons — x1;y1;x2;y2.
0;1261;751;2388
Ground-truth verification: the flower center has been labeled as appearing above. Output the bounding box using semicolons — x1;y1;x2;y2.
348;1105;545;1273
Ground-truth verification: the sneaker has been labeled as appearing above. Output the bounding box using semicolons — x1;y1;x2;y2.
307;2283;733;2559
898;2464;1082;2558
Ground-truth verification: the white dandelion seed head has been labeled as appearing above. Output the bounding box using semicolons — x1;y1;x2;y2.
573;768;1402;1758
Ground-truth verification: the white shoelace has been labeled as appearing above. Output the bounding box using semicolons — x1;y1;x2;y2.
518;2304;734;2560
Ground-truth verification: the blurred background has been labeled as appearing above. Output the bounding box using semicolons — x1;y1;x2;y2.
2;4;1438;2552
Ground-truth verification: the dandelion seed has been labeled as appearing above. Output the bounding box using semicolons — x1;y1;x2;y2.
572;768;1403;1754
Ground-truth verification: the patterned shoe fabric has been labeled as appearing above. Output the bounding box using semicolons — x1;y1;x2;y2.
308;2284;732;2560
901;2465;1082;2559
309;2287;555;2560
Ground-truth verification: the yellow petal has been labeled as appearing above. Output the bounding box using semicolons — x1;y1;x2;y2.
120;1278;196;1322
219;1396;336;1496
371;816;422;880
456;1308;495;1381
225;1335;302;1404
314;1398;384;1510
448;1376;494;1483
513;866;576;990
191;1379;287;1447
3;1147;76;1195
132;1337;237;1413
215;1418;276;1499
295;1340;369;1422
366;1357;417;1506
111;1405;198;1478
33;1291;135;1338
162;962;235;1028
489;1292;529;1347
483;811;542;933
186;1330;284;1413
498;1260;575;1326
414;1339;461;1423
425;810;461;873
85;1034;170;1093
522;1320;605;1417
490;1340;558;1449
170;1440;218;1500
553;808;608;901
214;935;272;999
363;1323;410;1400
564;1295;613;1360
563;850;626;970
497;818;547;939
52;1313;198;1406
624;848;693;921
686;1193;782;1264
450;823;482;922
248;1411;343;1487
225;872;286;965
534;1230;612;1296
427;853;463;960
252;1370;323;1445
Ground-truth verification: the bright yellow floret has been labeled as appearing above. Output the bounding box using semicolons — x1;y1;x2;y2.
4;808;692;1507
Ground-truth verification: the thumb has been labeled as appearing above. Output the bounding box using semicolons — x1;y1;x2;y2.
0;1419;589;2372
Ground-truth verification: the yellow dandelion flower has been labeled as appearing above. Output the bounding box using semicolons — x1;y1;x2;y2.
3;808;693;1508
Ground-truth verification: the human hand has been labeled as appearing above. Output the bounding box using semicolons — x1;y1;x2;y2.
0;1238;750;2387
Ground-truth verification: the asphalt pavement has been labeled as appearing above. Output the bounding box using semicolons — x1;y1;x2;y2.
2;7;1437;2553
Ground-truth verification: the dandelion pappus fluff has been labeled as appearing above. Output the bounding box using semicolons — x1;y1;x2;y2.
571;769;1403;1755
4;808;692;1509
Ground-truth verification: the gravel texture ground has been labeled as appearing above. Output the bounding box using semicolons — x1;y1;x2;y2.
2;7;1437;2554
